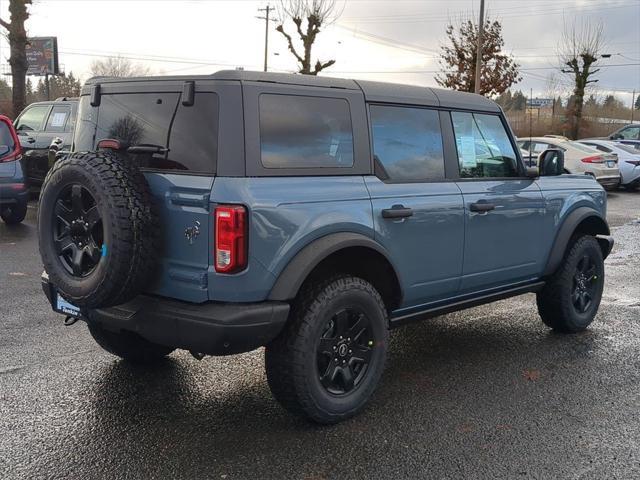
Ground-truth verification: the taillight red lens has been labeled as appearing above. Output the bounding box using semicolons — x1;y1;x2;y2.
0;149;21;163
581;155;604;163
97;138;122;150
214;205;247;273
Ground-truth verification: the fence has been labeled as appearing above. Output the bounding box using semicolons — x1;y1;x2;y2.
505;111;630;139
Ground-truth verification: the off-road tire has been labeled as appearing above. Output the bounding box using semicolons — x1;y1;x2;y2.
38;151;158;309
88;322;174;364
265;275;389;424
537;235;605;333
1;200;27;225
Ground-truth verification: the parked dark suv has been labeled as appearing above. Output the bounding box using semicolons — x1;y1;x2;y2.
14;97;78;187
38;71;613;424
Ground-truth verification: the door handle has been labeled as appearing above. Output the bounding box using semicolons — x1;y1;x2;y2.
469;202;496;213
382;205;413;219
25;137;36;144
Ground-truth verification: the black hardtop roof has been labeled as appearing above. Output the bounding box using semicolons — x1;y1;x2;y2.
83;70;500;112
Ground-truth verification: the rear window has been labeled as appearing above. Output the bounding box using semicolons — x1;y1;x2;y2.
74;91;218;173
259;94;354;169
0;122;15;148
569;141;599;153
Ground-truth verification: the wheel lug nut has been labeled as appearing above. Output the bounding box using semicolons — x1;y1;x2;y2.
333;346;337;351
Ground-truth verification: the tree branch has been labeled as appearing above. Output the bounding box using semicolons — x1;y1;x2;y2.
276;25;304;65
0;17;10;30
312;59;335;74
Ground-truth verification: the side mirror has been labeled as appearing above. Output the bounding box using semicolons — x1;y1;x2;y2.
48;137;64;167
610;133;623;140
538;149;565;176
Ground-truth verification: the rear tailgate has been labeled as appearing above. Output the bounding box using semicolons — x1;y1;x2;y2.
145;173;214;302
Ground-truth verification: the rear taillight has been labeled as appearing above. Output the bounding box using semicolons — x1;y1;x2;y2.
581;155;604;163
214;205;247;273
0;149;21;163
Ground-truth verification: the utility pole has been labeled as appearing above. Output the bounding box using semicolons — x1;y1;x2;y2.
474;0;485;94
257;5;277;72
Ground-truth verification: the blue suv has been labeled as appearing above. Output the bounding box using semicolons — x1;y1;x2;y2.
38;71;613;423
0;114;28;224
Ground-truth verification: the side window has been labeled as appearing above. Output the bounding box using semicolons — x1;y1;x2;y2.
167;92;218;173
620;126;640;140
15;105;50;133
532;142;550;153
451;112;520;178
45;105;71;133
370;105;444;182
259;94;354;169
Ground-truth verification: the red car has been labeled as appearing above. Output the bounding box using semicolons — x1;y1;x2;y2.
0;114;28;224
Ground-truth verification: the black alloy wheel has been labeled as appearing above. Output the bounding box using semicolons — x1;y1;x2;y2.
317;308;374;395
54;184;103;277
572;254;599;314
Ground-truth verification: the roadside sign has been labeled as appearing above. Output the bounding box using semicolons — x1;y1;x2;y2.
26;37;59;76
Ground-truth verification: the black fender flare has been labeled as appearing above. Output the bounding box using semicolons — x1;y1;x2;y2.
543;206;612;276
268;232;400;301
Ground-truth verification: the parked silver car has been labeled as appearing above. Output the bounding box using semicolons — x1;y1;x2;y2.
517;137;620;188
578;139;640;190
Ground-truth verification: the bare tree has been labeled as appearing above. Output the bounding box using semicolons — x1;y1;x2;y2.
0;0;32;117
89;56;151;78
558;19;604;139
276;0;341;75
436;16;521;96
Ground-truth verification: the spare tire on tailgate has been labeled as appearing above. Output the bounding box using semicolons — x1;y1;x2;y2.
38;151;158;309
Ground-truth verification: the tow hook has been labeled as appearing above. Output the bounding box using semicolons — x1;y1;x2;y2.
190;351;205;360
63;315;80;326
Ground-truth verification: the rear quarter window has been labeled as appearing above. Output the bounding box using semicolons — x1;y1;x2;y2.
259;94;354;169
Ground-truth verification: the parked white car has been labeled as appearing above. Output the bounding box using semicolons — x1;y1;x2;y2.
577;139;640;190
516;137;620;189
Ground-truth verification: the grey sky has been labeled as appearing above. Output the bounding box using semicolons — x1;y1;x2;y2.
1;0;639;104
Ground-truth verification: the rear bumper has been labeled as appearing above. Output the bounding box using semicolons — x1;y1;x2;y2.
0;184;29;206
41;275;290;356
594;175;621;187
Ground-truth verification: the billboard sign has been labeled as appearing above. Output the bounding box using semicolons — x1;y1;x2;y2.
527;98;553;108
26;37;59;76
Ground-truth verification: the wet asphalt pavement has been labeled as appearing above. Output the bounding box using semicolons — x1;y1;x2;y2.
1;192;639;479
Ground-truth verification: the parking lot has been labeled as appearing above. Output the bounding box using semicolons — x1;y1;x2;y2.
1;192;639;479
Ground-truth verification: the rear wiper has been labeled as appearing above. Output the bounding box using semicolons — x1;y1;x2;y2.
127;144;168;154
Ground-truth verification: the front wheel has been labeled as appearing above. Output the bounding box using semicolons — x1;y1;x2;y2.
265;275;389;424
537;235;605;333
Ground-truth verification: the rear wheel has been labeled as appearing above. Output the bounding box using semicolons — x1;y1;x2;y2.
1;200;27;225
537;235;605;333
88;323;174;364
265;275;388;424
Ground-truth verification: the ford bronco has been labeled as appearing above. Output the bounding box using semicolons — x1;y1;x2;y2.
38;71;613;424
